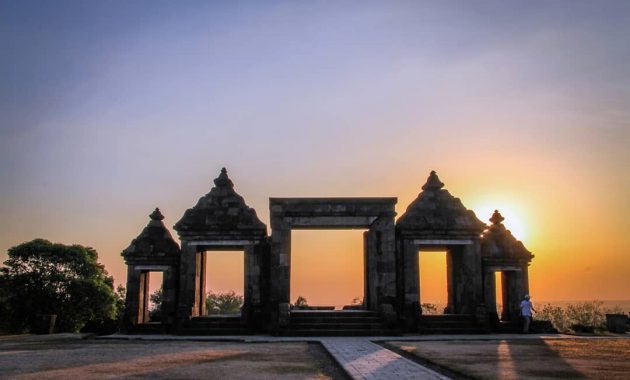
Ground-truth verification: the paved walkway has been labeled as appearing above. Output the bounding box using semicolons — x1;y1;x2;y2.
321;338;450;380
102;333;624;379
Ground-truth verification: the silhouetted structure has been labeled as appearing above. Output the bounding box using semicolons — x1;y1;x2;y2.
122;168;534;334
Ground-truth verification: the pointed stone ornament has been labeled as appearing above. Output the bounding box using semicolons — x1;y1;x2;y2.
489;209;505;225
397;171;485;238
421;170;445;191
214;167;234;188
174;167;267;240
150;207;165;221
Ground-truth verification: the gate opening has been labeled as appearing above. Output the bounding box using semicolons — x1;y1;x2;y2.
203;250;244;315
495;271;503;319
146;271;164;323
290;230;365;309
418;250;448;314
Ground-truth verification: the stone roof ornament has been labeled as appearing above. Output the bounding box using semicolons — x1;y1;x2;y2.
422;170;445;191
489;209;505;225
214;167;234;188
150;207;165;221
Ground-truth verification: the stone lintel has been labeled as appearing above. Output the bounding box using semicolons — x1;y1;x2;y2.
485;265;523;272
188;240;257;247
270;197;397;217
133;265;171;271
287;216;378;229
413;239;473;245
124;258;179;266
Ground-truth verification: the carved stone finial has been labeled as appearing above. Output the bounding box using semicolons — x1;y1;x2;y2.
421;170;445;191
489;209;505;225
213;167;234;188
150;208;164;221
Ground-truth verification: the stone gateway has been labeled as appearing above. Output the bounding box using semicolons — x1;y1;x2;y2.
121;168;535;335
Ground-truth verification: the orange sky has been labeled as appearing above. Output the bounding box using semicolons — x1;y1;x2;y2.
1;2;629;306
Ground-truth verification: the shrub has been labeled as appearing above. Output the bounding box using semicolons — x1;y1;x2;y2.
537;301;624;334
421;303;439;315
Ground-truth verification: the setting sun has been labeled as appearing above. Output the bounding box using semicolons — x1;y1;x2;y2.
471;202;529;243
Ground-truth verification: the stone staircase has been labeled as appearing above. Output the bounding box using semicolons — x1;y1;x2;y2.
178;314;251;335
127;322;166;334
279;310;398;336
417;314;486;334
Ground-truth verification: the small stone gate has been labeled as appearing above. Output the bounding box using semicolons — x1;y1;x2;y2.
121;168;534;334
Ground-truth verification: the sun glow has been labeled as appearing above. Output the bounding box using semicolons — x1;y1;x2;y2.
471;202;528;243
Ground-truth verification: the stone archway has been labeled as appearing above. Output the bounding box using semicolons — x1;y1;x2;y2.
173;168;268;329
481;210;533;329
121;208;180;332
269;197;397;327
396;171;487;330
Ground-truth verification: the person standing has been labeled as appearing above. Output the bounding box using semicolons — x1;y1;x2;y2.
520;294;536;333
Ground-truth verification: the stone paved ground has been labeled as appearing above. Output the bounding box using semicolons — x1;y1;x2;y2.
3;333;629;379
321;338;450;380
386;337;630;380
0;334;346;379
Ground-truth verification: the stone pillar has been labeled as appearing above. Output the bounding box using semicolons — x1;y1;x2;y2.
399;238;419;329
445;247;460;313
270;222;291;328
364;230;377;310
483;267;497;314
243;244;260;324
176;241;197;326
161;267;178;326
371;216;397;325
483;266;500;327
247;241;269;331
456;242;482;314
506;269;528;321
522;264;530;297
123;266;141;329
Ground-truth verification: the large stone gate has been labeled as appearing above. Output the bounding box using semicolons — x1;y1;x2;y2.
122;168;535;334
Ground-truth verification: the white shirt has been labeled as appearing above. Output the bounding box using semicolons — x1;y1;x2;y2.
520;300;533;316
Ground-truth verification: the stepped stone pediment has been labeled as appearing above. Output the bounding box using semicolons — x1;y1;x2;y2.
174;168;267;240
122;208;180;264
396;171;485;238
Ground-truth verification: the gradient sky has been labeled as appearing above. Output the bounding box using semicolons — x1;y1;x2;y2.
1;1;629;305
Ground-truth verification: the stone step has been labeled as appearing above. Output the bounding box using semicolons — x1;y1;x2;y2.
290;316;383;324
290;310;379;318
418;325;487;334
289;323;387;330
418;321;477;327
190;316;242;322
183;324;245;329
178;328;252;335
418;314;476;322
417;314;484;334
277;329;401;337
183;315;247;333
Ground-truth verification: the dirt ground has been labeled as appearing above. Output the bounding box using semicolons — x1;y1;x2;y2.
386;338;630;380
0;334;348;380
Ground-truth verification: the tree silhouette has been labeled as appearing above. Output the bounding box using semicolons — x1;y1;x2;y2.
0;239;117;332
